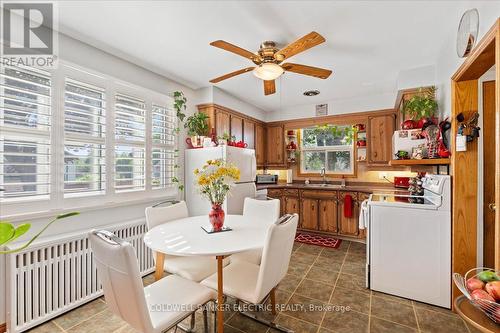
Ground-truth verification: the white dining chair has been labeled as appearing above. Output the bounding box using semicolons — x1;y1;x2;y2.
230;197;280;265
89;230;216;333
201;214;298;332
145;200;228;282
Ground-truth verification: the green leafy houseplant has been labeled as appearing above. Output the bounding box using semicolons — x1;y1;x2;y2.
184;112;209;136
173;91;187;122
0;212;80;254
402;86;438;120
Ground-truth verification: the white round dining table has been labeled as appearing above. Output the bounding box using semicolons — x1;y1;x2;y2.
143;214;269;333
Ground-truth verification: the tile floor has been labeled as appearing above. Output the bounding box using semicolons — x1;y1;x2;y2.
26;241;479;333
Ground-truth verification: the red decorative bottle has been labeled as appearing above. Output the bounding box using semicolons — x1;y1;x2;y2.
209;204;225;231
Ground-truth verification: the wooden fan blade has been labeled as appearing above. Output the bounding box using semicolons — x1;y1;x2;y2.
282;63;332;79
264;80;276;95
275;32;325;61
210;40;261;62
210;67;255;83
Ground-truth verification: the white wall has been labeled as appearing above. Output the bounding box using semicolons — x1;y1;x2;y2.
195;86;267;121
435;2;500;118
264;92;396;122
0;32;198;326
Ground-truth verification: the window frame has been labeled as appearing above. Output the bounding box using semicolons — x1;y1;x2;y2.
298;127;356;177
0;61;179;219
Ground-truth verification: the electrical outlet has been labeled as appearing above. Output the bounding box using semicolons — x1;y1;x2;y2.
378;172;388;180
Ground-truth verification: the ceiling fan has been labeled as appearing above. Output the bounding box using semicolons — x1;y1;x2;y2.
209;31;332;96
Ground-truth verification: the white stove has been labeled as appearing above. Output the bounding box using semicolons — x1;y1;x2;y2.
367;174;451;308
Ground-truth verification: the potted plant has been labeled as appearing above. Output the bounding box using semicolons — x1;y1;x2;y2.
184;112;209;147
217;132;234;146
0;212;79;254
402;86;438;128
194;159;240;231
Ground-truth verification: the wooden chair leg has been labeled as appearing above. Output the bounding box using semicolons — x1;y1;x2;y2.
154;252;165;281
270;288;277;315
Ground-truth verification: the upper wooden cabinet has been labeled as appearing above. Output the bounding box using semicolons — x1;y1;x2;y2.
367;113;396;165
215;110;230;137
266;125;285;166
255;123;266;166
230;115;243;142
197;103;264;153
243;119;255;149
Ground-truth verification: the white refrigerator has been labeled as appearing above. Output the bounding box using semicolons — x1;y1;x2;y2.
185;146;257;216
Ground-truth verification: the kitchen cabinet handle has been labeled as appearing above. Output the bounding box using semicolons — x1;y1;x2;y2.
488;203;496;211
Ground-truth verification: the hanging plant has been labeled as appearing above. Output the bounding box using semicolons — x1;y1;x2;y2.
171;91;187;192
173;91;187;122
402;86;438;120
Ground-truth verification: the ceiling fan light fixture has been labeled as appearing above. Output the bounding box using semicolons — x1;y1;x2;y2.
253;63;284;80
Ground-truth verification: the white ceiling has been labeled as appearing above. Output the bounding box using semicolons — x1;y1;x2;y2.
57;1;468;111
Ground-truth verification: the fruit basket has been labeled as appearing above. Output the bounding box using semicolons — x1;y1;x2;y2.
453;267;500;324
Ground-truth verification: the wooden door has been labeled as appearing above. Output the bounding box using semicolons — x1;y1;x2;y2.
255;124;266;165
301;198;318;230
266;125;284;165
243;119;255;149
319;199;338;233
230;115;243;142
367;114;395;165
215;110;230;137
483;80;496;268
338;192;359;236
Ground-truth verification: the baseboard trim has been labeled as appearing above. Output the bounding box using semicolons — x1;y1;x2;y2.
0;323;6;333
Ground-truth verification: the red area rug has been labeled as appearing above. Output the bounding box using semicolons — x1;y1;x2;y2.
295;232;342;249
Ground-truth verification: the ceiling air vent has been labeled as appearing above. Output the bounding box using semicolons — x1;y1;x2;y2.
303;90;320;96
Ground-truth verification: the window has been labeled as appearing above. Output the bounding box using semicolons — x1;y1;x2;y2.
151;104;175;189
114;94;146;192
300;126;355;175
64;79;106;195
1;62;179;216
0;66;51;199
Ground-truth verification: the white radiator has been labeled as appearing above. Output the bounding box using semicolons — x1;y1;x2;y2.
6;219;155;333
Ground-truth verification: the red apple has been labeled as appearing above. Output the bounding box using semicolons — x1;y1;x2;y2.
466;277;485;292
485;281;500;301
471;289;495;303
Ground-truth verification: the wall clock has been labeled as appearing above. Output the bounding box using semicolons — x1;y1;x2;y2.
457;8;479;58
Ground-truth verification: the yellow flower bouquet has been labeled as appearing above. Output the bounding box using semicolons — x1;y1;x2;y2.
194;159;240;230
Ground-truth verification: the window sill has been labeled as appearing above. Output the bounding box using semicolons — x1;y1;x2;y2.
1;192;178;222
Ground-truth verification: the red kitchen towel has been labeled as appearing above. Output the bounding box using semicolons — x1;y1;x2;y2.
344;194;353;218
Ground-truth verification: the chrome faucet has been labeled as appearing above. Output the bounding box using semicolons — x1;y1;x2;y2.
320;167;327;184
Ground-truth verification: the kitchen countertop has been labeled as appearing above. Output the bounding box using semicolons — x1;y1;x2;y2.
256;182;409;194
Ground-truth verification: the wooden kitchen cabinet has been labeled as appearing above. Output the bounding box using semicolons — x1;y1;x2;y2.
266;125;285;166
338;191;360;236
243;119;255;149
267;189;284;215
215;109;230;137
230;115;243;142
301;198;318;230
255;123;266;166
367;113;396;165
284;196;300;216
319;199;338;233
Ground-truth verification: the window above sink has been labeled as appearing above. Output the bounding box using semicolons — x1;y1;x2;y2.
299;125;356;177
